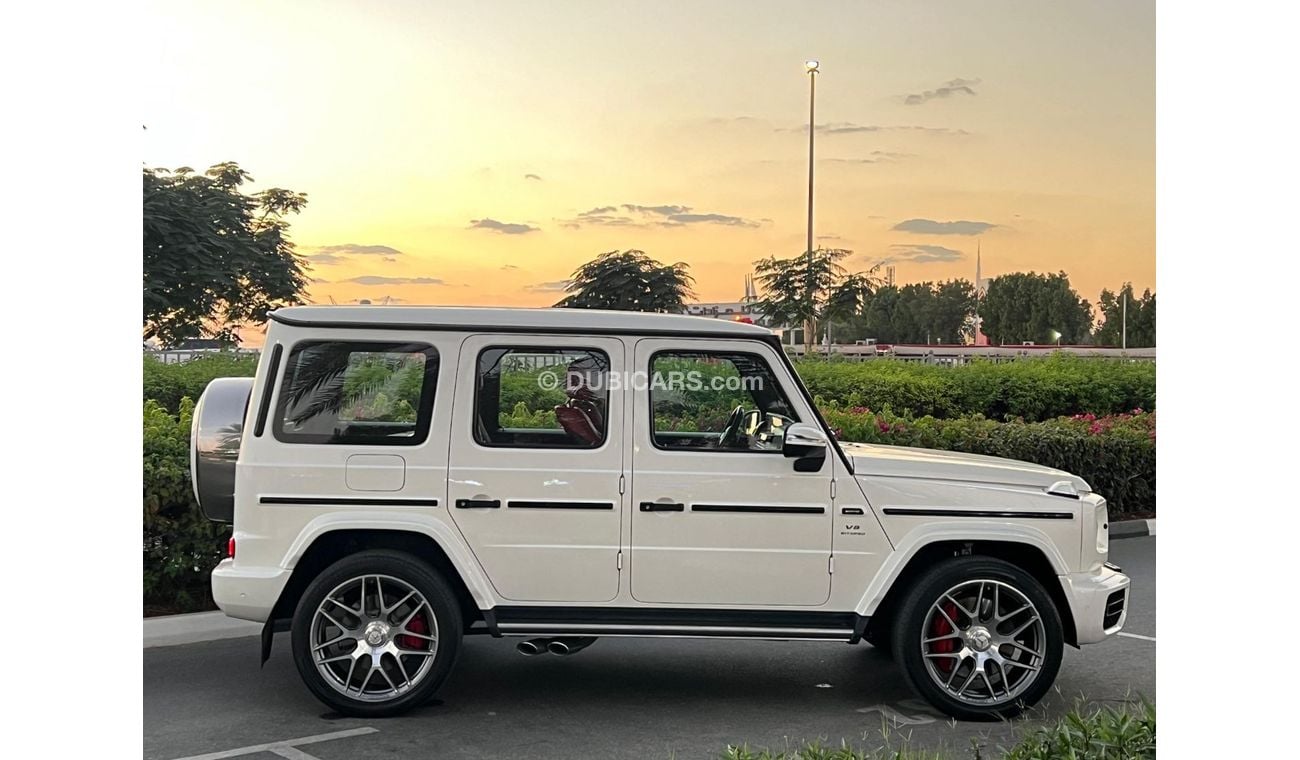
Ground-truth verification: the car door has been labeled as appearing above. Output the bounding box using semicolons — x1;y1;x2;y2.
629;338;833;606
447;335;625;603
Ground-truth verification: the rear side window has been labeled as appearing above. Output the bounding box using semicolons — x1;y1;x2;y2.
474;347;609;449
274;341;439;445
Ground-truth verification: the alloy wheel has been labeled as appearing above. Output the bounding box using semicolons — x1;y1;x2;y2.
920;579;1046;706
309;574;439;703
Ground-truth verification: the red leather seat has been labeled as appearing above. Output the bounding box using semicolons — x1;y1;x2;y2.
554;357;605;445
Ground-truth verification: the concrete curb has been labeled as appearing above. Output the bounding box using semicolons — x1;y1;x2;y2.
146;519;1157;649
1110;518;1155;539
144;610;260;648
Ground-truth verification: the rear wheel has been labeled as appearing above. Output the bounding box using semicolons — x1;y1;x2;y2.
890;557;1063;720
291;550;463;716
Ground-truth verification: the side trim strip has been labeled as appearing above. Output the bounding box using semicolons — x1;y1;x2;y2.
252;343;282;437
881;507;1073;520
508;500;615;510
491;605;859;630
691;504;826;515
260;496;439;507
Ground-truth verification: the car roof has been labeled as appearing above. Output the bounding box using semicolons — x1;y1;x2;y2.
270;305;773;338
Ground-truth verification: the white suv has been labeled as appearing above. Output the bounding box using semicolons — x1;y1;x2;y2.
192;306;1129;720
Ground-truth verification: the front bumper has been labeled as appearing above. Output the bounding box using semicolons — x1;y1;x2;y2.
1059;563;1131;644
211;559;292;623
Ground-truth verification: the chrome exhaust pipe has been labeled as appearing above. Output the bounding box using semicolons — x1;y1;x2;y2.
516;638;551;656
547;636;597;656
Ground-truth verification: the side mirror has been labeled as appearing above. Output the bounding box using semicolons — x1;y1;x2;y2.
783;422;828;472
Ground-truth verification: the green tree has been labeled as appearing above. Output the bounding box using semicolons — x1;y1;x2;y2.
980;271;1093;345
859;285;901;342
144;162;309;346
932;279;978;344
554;250;695;312
753;248;879;353
835;279;975;344
1094;283;1156;347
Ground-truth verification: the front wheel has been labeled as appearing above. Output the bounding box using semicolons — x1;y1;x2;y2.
890;557;1063;721
291;550;463;717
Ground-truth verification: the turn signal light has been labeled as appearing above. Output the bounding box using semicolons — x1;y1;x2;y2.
227;537;236;558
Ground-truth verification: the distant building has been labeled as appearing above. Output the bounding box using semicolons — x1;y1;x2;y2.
170;337;233;351
683;275;771;325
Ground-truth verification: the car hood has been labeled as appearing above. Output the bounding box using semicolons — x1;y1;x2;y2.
840;441;1089;492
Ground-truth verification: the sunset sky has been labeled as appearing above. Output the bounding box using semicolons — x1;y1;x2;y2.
143;0;1154;324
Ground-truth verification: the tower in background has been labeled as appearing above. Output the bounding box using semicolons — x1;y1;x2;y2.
973;240;990;346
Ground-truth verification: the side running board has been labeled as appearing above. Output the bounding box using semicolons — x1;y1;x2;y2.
488;606;868;642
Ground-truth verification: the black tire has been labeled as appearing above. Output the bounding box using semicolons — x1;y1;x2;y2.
890;556;1063;721
291;550;463;717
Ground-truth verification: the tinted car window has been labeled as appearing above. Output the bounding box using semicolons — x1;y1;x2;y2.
474;347;609;449
274;341;438;445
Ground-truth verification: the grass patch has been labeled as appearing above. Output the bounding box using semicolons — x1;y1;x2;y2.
720;700;1155;760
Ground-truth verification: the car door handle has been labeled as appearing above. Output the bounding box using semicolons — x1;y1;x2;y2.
640;502;685;512
455;498;501;509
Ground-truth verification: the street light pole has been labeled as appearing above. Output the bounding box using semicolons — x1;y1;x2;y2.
806;60;817;262
804;59;819;352
1122;292;1128;351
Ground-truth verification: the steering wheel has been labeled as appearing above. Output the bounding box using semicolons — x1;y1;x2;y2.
717;405;750;448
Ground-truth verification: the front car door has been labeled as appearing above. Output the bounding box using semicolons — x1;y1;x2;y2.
447;335;625;603
629;338;834;606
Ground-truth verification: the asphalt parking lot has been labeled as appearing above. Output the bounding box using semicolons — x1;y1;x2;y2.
144;536;1154;760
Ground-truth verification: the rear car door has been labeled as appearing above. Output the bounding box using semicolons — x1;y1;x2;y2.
447;335;626;603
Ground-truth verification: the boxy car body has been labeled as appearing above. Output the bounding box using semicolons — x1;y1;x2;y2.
193;306;1130;719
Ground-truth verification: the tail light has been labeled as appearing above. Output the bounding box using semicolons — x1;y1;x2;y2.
227;537;236;559
1095;501;1110;556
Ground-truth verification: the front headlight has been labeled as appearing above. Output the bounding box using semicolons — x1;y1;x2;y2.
1095;500;1110;556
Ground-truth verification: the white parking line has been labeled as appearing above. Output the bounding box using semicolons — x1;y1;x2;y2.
268;748;322;760
168;727;378;760
1118;631;1156;642
855;701;937;726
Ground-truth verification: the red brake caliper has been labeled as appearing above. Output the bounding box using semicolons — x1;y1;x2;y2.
929;601;960;672
397;613;430;651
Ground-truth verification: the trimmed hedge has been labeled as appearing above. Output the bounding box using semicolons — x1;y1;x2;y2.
144;354;258;413
796;356;1155;422
144;398;228;613
144;354;1156;422
822;405;1155;515
142;355;1155;611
